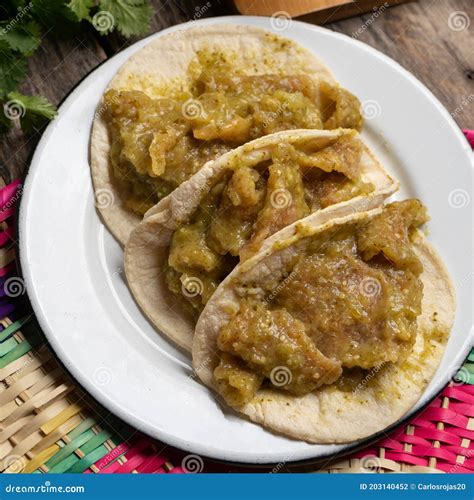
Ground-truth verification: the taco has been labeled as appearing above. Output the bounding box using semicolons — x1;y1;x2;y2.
125;128;398;351
193;199;455;443
90;24;364;245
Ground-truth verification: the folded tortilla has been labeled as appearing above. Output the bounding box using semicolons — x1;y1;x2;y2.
90;24;338;246
125;128;398;351
193;206;456;443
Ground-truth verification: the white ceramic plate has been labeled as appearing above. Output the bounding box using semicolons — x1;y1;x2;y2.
20;16;473;464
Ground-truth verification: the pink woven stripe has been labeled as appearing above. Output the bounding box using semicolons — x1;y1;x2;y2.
385;452;427;466
463;129;474;148
438;463;472;473
414;408;468;427
413;427;461;445
116;453;147;473
448;427;474;440
376;438;405;450
411;446;460;462
117;439;149;461
136;455;166;473
90;443;130;472
462;456;474;468
444;445;474;457
439;386;474;404
354;383;474;472
391;434;432;447
448;402;474;416
100;439;149;473
99;444;143;474
0;180;21;209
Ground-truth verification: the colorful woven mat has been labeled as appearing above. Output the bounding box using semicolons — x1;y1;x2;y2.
0;160;472;474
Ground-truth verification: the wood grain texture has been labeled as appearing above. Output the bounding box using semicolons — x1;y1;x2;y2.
326;0;474;129
1;0;472;181
0;32;107;181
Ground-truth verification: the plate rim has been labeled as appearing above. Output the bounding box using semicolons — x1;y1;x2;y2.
19;15;474;465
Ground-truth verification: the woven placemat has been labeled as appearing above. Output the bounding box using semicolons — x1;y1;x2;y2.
0;176;472;474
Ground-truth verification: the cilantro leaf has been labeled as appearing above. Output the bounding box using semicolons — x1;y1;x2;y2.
0;2;28;21
0;44;28;97
68;0;93;21
0;21;41;55
6;91;57;133
0;0;156;137
98;0;152;38
31;0;79;34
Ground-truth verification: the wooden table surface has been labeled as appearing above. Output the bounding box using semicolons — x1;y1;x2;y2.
1;0;473;182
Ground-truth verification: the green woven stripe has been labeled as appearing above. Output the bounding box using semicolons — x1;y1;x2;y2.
455;360;474;385
0;316;31;342
35;418;127;473
48;454;80;474
46;428;120;474
67;417;97;440
0;337;18;356
465;374;474;385
66;445;111;473
0;329;42;369
37;419;99;472
79;430;113;455
44;429;96;470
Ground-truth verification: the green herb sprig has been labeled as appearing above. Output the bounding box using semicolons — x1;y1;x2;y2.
0;0;154;134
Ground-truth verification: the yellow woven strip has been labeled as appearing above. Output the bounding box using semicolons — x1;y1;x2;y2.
5;384;73;423
30;415;82;459
2;383;69;425
12;400;69;443
23;445;59;473
40;403;83;435
2;413;79;467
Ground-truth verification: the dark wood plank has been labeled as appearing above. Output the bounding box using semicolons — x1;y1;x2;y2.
327;0;474;128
